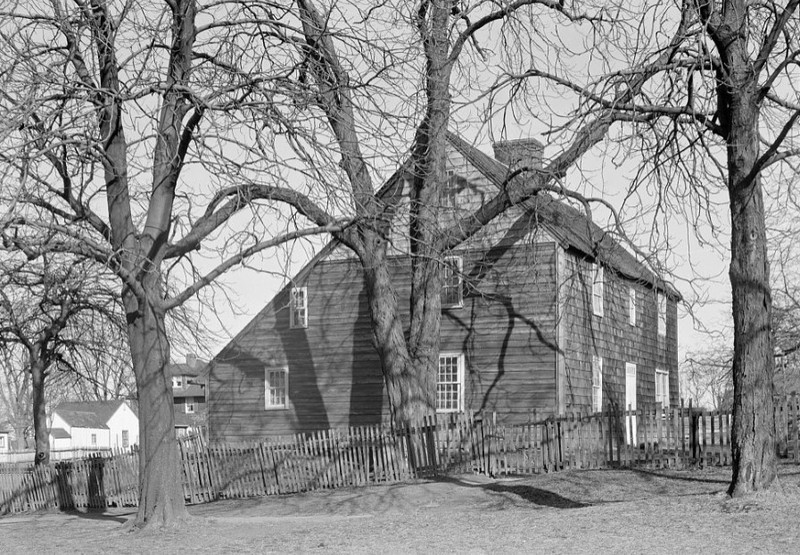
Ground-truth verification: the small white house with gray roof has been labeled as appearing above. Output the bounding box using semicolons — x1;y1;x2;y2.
49;400;138;451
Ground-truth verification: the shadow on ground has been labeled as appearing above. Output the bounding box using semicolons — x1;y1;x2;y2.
483;483;589;508
435;476;589;509
64;509;131;524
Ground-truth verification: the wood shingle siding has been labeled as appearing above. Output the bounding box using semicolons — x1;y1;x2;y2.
207;133;680;441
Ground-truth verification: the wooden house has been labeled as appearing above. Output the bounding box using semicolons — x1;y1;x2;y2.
169;353;208;436
49;400;139;450
207;134;680;441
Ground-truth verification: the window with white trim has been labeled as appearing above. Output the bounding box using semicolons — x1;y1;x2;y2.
185;399;196;414
628;287;637;326
592;356;603;413
90;433;97;446
655;369;670;408
441;256;463;308
265;367;289;410
657;292;667;336
172;376;183;388
592;264;604;317
290;286;308;328
436;353;464;412
0;436;5;449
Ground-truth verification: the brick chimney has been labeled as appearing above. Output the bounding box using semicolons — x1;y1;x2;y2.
492;138;544;171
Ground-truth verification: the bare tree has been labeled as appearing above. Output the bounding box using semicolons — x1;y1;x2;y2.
527;0;800;494
0;0;348;527
290;0;678;423
0;344;32;450
0;250;128;464
294;0;800;496
683;346;734;411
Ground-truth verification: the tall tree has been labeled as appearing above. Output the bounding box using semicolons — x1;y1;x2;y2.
290;0;679;422
0;0;347;527
526;0;800;494
0;252;127;464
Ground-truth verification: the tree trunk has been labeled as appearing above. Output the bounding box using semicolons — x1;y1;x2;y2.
359;244;434;424
30;355;50;466
726;87;778;496
126;280;187;528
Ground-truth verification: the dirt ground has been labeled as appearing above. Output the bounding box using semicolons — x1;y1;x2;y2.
3;465;800;554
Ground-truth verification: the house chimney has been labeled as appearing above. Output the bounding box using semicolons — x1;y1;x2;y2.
492;138;544;171
185;353;197;368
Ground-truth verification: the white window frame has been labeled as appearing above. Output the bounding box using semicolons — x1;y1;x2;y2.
592;356;603;413
592;264;604;317
655;368;670;408
90;433;97;446
185;399;196;414
121;430;129;449
265;367;289;410
441;256;464;308
436;353;465;413
290;286;308;329
628;287;637;326
0;435;5;449
172;376;183;388
657;292;667;336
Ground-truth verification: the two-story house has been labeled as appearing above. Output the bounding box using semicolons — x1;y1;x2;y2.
169;353;208;435
206;133;680;441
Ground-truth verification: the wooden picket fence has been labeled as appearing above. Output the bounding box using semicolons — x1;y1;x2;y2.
0;449;138;515
4;397;800;515
178;424;416;502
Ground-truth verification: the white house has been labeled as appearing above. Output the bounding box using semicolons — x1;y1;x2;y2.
49;400;139;451
0;429;10;453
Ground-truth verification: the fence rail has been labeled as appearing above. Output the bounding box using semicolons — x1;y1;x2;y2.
3;397;800;516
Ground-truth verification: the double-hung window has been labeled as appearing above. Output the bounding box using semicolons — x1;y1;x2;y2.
290;286;308;328
655;369;670;408
592;264;604;317
592;356;603;413
441;256;463;308
436;353;464;412
265;367;289;410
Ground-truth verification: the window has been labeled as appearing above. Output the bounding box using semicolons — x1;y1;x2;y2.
172;376;183;388
290;286;308;328
592;264;604;317
265;367;289;409
655;369;670;408
121;430;129;449
441;256;463;308
90;434;97;446
592;356;603;413
185;399;196;414
0;436;5;449
628;287;637;326
657;292;667;336
436;353;464;412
